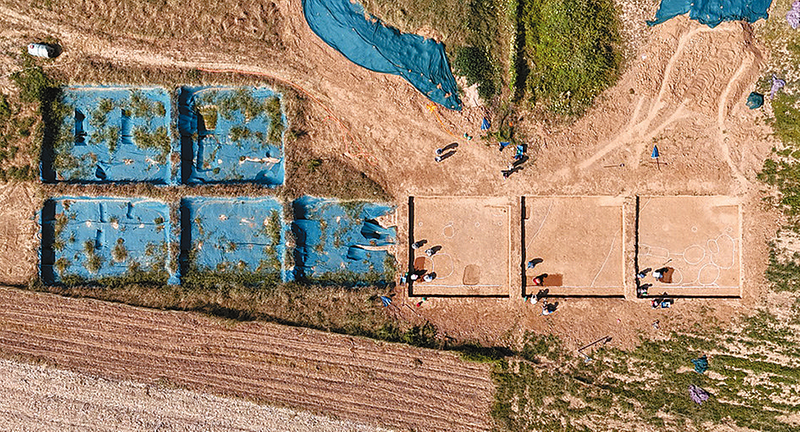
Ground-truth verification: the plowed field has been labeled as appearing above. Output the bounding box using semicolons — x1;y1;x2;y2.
0;287;494;431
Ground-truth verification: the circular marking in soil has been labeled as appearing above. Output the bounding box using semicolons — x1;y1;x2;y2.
698;263;720;285
710;234;736;269
670;267;684;284
691;226;698;233
475;221;480;227
417;221;423;227
683;245;706;265
707;239;720;254
443;223;455;238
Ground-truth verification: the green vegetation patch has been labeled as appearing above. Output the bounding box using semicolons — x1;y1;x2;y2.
520;0;621;115
361;0;621;115
491;330;800;431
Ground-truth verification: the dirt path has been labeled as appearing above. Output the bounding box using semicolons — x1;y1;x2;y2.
0;358;390;432
0;287;495;431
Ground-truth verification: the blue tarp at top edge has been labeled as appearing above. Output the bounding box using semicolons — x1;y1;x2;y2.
303;0;462;110
647;0;772;27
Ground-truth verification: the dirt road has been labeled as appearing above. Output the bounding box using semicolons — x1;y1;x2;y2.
0;287;494;431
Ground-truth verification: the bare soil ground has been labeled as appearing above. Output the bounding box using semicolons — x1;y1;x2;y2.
524;196;626;296
638;196;742;297
0;358;389;432
0;0;784;426
409;196;513;296
0;182;39;285
0;287;494;431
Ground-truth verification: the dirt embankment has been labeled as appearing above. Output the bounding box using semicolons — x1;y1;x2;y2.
0;287;495;431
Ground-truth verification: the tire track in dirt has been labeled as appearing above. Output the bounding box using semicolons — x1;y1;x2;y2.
0;326;485;420
573;25;729;173
0;288;495;431
0;318;488;428
716;51;755;188
0;358;391;432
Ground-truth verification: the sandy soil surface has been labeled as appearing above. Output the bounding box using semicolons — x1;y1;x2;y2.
524;196;626;296
0;0;784;426
0;287;494;431
0;358;389;432
410;196;514;296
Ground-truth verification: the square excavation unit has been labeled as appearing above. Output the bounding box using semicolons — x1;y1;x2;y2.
178;87;285;185
409;196;512;296
636;196;741;297
45;86;176;183
41;197;176;285
523;196;625;297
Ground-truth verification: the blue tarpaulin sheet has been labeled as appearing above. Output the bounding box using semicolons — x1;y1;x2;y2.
647;0;772;27
303;0;461;110
46;87;177;183
178;87;285;186
291;196;396;284
40;197;177;284
181;197;289;280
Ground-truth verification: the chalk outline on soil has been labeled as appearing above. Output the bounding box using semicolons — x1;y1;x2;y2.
523;196;626;296
636;196;742;295
410;196;512;296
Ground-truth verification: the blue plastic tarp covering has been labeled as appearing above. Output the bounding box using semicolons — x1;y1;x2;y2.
45;87;177;183
40;197;177;284
647;0;772;27
178;87;285;186
746;92;764;109
303;0;462;110
181;197;289;280
291;196;396;284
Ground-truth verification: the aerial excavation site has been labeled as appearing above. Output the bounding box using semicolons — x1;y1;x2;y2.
1;0;800;429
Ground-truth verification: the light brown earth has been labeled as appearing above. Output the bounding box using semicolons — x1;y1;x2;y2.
638;196;742;297
0;358;390;432
410;196;513;296
523;196;626;297
0;287;495;431
0;0;783;427
0;182;38;285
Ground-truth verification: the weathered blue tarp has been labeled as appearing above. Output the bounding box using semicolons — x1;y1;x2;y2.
303;0;461;110
178;87;285;186
647;0;772;27
291;196;396;285
41;197;177;285
46;87;177;184
181;197;289;281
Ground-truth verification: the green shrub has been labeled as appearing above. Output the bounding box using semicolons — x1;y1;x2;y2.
453;46;498;101
0;94;11;121
10;65;54;104
521;0;621;115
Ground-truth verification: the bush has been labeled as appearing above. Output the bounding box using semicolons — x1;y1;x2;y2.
10;66;55;105
759;93;800;218
521;0;621;115
453;46;498;101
